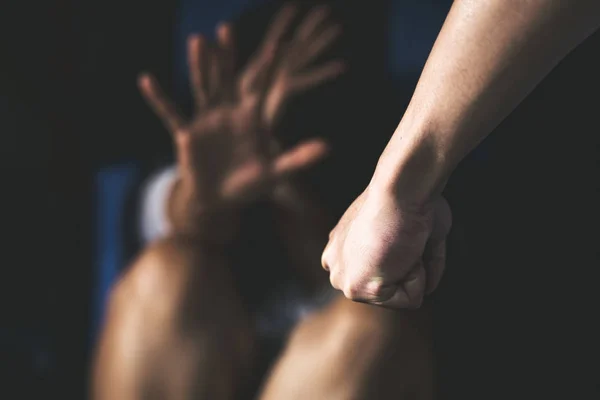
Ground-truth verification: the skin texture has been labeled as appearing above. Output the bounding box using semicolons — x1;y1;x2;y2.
137;6;343;238
92;236;434;400
321;0;600;308
92;5;435;399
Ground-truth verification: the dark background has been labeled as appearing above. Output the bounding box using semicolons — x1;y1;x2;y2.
1;0;597;398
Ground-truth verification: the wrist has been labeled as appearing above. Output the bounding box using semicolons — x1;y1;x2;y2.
167;178;240;243
371;117;450;208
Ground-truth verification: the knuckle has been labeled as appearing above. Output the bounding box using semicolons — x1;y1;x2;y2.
365;281;396;303
320;253;329;270
328;271;340;290
368;280;388;299
320;242;334;270
328;228;336;240
343;282;362;300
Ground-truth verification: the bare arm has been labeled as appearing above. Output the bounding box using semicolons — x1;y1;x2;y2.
321;0;599;308
373;0;600;203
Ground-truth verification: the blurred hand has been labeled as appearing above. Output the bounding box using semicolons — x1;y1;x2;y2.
321;187;452;308
138;5;343;222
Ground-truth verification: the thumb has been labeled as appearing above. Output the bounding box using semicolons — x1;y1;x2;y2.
272;139;329;178
374;263;426;309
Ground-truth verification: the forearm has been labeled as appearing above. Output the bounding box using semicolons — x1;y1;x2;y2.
373;0;600;203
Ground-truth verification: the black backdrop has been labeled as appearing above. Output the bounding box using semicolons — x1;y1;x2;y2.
1;0;598;398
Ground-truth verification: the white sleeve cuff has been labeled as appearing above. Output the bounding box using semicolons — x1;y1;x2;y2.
139;165;178;245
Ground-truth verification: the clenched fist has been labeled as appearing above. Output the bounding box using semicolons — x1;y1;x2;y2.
321;186;452;308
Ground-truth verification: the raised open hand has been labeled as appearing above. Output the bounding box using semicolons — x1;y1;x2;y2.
321;188;452;309
138;20;332;215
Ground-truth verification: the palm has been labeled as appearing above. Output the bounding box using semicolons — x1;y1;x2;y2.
176;98;277;203
138;4;342;208
178;105;262;203
139;77;293;207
